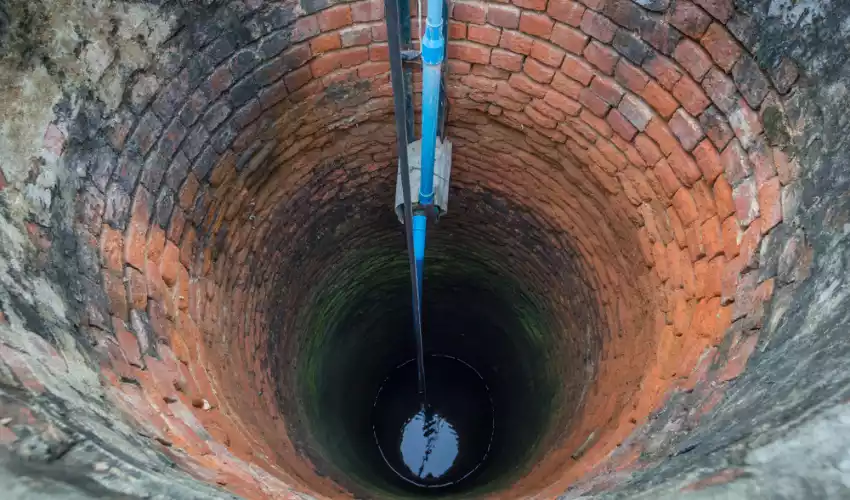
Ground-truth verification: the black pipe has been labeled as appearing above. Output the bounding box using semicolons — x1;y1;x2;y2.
384;0;426;397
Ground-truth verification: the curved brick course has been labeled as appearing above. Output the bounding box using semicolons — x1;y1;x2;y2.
0;0;847;498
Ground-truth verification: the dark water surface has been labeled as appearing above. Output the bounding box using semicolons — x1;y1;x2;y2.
372;354;494;489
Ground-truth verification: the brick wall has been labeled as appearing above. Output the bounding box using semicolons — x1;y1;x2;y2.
0;0;815;498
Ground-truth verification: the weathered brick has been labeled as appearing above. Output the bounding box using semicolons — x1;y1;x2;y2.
728;99;763;150
653;158;681;197
488;4;521;28
140;149;168;191
548;0;585;26
635;134;663;165
508;73;548;98
693;0;732;22
229;76;260;107
580;9;615;42
672;40;711;82
193;146;219;180
351;0;384;22
732;177;759;227
701;68;738;114
285;65;313;91
668;147;702;186
699;105;734;149
701;23;741;72
202;100;232;131
669;109;704;151
731;54;769;108
638;15;681;56
646;117;679;155
550;23;588;55
258;31;292;60
519;12;555;38
640;54;680;95
164;152;191;193
129;74;161;115
200;66;234;102
612;29;651;64
293;15;320;42
720;139;752;186
500;30;535;55
618;94;653;131
544;90;581;116
154;187;176;229
758;176;782;233
583;41;618;74
713;174;735;218
692;139;723;182
124;187;152;271
770;57;799;95
513;0;547;10
670;0;711;38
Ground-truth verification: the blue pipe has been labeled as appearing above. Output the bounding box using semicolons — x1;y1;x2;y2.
419;0;445;207
412;214;427;309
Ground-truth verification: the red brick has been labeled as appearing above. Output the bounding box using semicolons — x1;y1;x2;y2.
519;12;555;38
463;74;498;93
359;61;390;77
491;49;524;71
310;33;342;54
713;174;735;218
550;23;588;54
669;109;704;151
318;5;352;31
673;188;699;226
524;57;556;83
548;0;585;26
449;21;467;40
654;158;682;198
551;72;583;99
579;9;615;43
578;87;608;116
525;105;557;128
453;1;487;24
497;80;534;103
642;53;682;91
701;23;741;72
448;41;491;64
468;24;501;46
607;109;637;141
580;109;612;137
371;23;388;41
701;215;723;258
513;0;547;11
351;0;384;22
672;39;712;81
544;90;581;116
672;75;711;116
669;1;712;38
369;43;389;61
732;177;759;227
686;224;707;262
583;41;618;74
311;47;369;77
694;0;733;23
500;30;534;55
614;60;649;92
590;74;624;105
561;53;594;85
693;139;723;182
645;117;679;155
530;40;567;67
692;179;717;221
635;134;663;164
668;147;703;186
758;177;782;233
508;73;548;98
640;81;679;119
488;4;521;28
